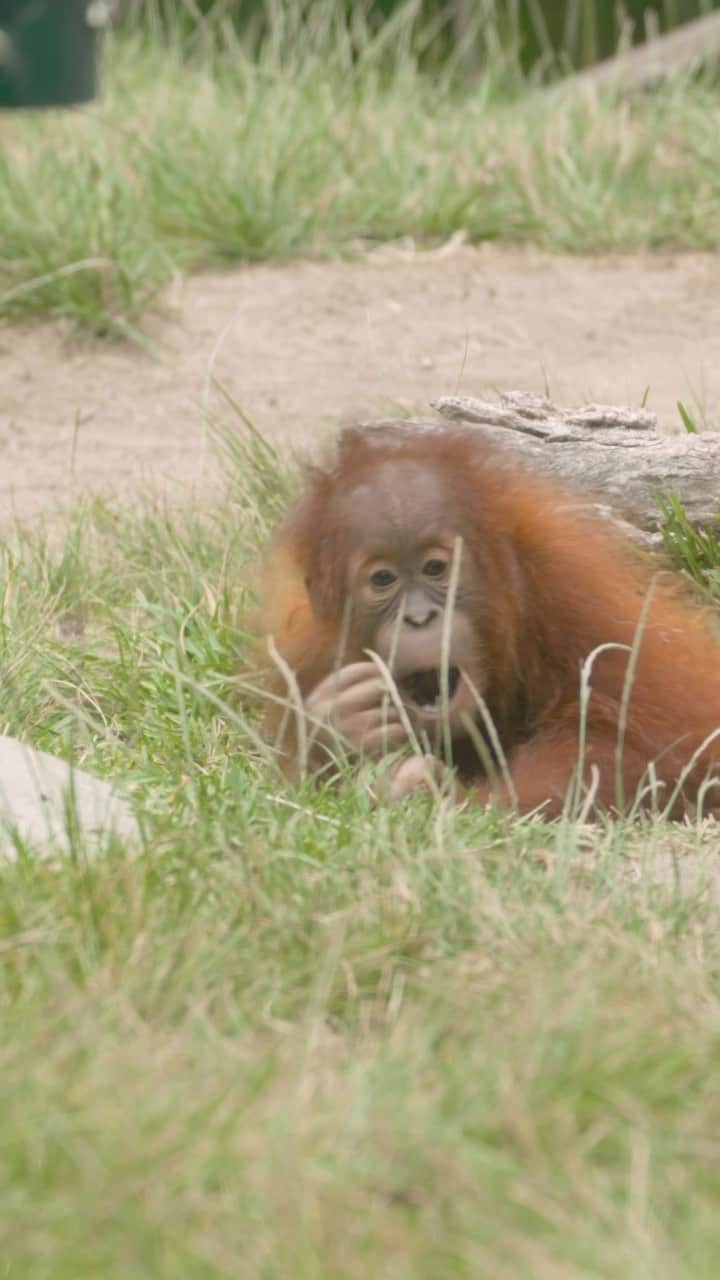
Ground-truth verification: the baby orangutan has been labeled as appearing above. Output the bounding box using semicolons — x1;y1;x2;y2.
256;423;720;818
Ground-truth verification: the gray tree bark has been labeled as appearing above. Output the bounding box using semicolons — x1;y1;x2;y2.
559;10;720;94
366;391;720;546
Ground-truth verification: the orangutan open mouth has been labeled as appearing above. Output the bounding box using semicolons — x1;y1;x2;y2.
399;666;461;711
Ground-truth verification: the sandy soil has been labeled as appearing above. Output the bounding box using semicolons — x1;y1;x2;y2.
3;243;720;882
2;243;720;522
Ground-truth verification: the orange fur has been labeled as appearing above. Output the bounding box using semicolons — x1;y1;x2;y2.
257;426;720;816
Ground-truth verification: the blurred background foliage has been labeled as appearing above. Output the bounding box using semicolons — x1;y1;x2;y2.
118;0;720;73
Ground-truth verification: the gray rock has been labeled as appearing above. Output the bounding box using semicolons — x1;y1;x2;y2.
0;735;139;861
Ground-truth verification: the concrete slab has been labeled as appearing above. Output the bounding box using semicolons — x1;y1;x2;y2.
0;736;139;860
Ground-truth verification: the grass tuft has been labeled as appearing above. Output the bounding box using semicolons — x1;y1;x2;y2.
0;417;718;1274
3;15;720;331
658;491;720;596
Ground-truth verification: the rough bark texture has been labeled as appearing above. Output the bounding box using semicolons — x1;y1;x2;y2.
365;392;720;545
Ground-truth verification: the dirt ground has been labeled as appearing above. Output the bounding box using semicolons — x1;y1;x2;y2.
2;243;720;522
3;243;720;883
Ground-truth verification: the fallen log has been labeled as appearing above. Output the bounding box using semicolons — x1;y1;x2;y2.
559;10;720;95
364;391;720;546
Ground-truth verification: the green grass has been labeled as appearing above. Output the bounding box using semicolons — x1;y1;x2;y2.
3;10;720;332
1;425;720;1276
4;6;720;1267
659;491;720;596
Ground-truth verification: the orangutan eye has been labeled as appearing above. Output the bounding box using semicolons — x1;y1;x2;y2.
369;568;397;590
422;558;447;578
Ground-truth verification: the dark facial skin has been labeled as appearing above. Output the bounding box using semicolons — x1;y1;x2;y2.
304;463;486;762
265;422;720;818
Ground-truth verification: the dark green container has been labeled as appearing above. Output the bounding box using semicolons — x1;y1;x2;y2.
0;0;110;108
